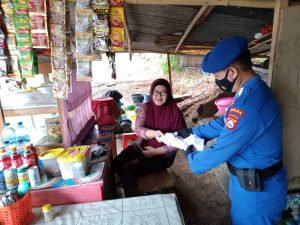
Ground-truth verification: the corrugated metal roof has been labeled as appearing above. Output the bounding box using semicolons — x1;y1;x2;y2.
124;4;274;54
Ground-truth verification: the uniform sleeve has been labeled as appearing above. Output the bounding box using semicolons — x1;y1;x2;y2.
188;107;263;174
135;104;148;139
192;116;225;140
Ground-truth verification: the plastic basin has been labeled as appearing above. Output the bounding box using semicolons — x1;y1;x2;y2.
215;97;234;115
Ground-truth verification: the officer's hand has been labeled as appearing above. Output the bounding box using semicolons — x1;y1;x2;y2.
185;145;194;157
176;128;192;139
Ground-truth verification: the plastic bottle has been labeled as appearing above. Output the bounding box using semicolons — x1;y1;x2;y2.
10;146;23;168
15;122;30;151
3;141;10;152
23;145;37;167
0;147;11;170
17;180;30;198
42;204;54;222
1;123;16;147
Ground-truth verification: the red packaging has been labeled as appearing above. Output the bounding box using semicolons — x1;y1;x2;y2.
28;0;46;14
30;15;46;30
32;33;48;48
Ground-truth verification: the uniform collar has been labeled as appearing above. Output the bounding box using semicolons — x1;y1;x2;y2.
241;74;261;89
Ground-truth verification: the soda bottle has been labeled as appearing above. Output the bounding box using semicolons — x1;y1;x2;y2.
10;146;23;168
0;147;11;170
23;145;37;167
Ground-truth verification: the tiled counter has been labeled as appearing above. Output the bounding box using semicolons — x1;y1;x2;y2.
30;193;185;225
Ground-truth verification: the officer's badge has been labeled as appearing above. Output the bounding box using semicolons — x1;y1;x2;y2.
225;107;245;130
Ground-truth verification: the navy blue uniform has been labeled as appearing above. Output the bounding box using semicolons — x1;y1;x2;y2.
188;75;287;225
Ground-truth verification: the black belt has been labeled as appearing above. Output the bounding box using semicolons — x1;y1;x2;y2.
227;160;283;179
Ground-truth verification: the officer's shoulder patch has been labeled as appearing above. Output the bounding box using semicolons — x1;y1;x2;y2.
225;107;245;130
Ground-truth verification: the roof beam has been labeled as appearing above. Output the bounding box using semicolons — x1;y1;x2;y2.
125;0;275;9
175;6;214;53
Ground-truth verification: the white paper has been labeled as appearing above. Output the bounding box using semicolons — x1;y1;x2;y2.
157;133;204;151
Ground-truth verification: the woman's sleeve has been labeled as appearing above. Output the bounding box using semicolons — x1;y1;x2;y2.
134;104;148;139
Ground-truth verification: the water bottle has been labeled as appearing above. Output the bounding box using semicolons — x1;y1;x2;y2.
1;123;16;147
15;122;30;152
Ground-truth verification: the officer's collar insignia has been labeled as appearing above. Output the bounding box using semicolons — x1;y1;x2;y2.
237;87;244;97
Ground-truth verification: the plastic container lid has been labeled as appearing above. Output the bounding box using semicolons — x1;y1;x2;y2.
10;146;17;152
42;204;52;212
39;148;65;159
58;146;89;163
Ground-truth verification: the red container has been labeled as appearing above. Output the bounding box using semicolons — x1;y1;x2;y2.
10;147;23;168
0;148;11;170
23;146;38;167
0;191;34;225
92;97;120;126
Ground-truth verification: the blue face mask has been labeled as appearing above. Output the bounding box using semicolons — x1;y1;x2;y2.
215;70;236;92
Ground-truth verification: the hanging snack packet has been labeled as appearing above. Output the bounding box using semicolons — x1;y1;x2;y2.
76;56;92;81
109;0;123;7
18;52;33;61
0;60;8;77
76;0;91;8
76;32;93;55
19;60;34;77
75;8;93;32
30;15;46;30
52;47;66;69
110;7;124;28
49;0;65;25
92;0;108;5
111;27;124;51
50;24;66;46
6;34;18;55
0;30;5;56
32;33;49;48
17;42;32;53
28;0;46;14
13;3;29;19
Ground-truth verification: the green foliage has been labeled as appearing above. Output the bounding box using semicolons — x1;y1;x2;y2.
159;54;182;74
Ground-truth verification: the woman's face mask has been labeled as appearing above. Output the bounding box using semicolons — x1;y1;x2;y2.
215;69;236;92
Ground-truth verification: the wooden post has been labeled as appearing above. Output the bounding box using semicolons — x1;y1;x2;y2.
167;53;173;94
268;0;289;86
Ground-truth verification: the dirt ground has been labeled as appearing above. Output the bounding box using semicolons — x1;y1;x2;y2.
94;68;231;225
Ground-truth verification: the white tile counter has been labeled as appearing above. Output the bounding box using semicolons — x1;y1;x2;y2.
30;193;185;225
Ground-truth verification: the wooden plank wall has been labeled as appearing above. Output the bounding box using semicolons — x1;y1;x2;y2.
271;5;300;189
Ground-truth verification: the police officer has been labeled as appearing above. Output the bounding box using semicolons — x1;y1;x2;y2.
177;36;287;225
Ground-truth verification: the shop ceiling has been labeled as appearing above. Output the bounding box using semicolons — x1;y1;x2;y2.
122;0;298;56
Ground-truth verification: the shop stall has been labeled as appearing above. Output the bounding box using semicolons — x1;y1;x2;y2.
0;0;299;224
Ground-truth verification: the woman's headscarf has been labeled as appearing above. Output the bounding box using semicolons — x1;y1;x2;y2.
140;78;186;149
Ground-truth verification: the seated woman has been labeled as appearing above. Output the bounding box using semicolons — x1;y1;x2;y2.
112;78;186;196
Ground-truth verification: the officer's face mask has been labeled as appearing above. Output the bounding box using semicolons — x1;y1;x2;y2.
215;69;236;92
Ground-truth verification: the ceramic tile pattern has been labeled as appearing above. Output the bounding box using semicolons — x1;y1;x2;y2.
30;193;185;225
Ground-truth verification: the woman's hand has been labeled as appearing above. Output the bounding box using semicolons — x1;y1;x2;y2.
146;129;164;139
143;146;165;157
